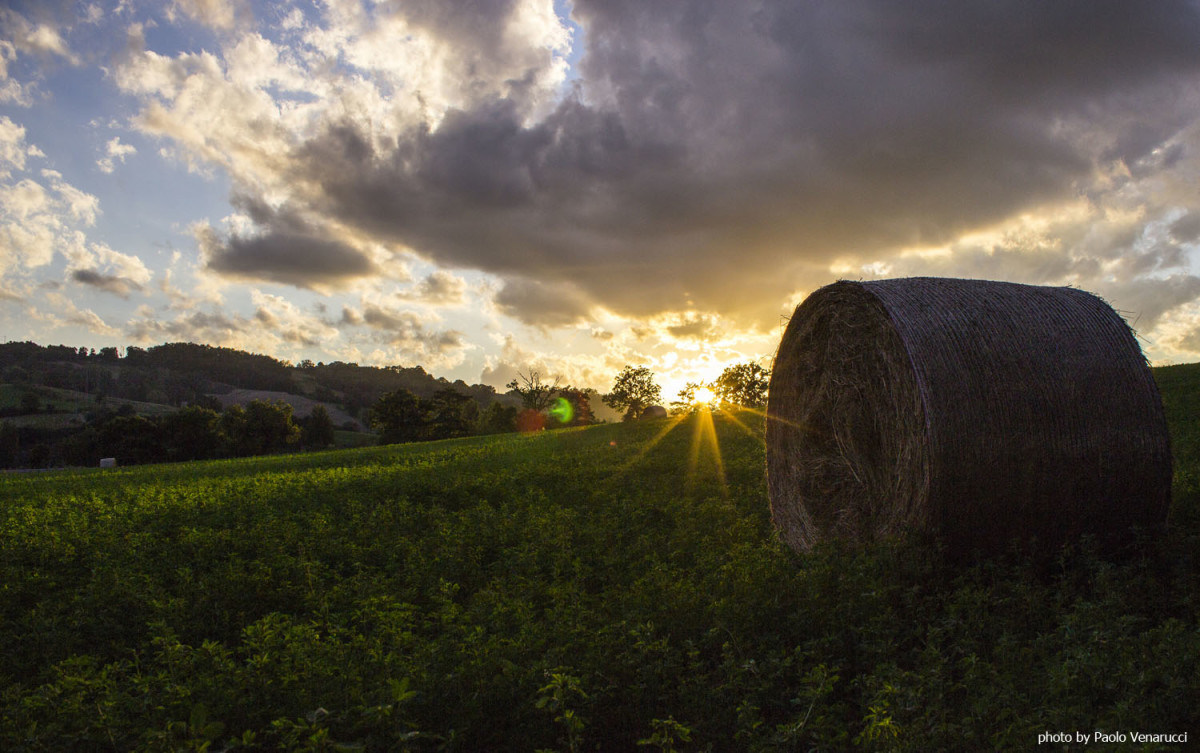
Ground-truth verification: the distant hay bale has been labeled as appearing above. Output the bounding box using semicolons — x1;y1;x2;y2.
99;457;116;468
765;277;1172;559
641;405;668;419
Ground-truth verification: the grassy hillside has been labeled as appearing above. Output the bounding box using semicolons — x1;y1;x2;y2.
2;375;1199;750
0;384;175;430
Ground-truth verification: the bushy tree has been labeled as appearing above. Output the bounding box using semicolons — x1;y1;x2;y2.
555;387;597;426
712;362;770;408
250;400;300;454
425;388;476;440
670;382;703;415
478;401;518;434
301;405;336;449
0;421;19;467
371;389;424;445
222;400;299;456
603;366;662;421
161;406;224;461
99;415;165;464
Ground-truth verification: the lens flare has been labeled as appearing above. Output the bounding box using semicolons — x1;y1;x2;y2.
693;386;716;405
549;396;574;424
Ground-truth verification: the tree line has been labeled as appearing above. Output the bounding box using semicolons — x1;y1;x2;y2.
0;400;334;469
598;362;770;420
0;338;772;466
365;360;772;448
0;341;506;418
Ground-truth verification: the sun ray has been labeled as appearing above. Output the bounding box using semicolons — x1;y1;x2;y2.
720;407;766;447
686;407;727;498
615;411;689;473
736;404;814;434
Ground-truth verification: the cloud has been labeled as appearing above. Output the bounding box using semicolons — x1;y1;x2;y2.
225;0;1195;334
168;0;245;31
127;306;251;344
60;237;152;299
70;268;141;298
249;289;339;347
398;270;467;305
203;229;377;288
493;276;593;327
340;300;467;364
96;136;136;173
0;147;105;279
665;312;721;341
0;116;35;178
33;292;119;336
0;8;80;64
94;1;1200;369
196;197;377;289
42;171;100;224
478;332;556;389
126;297;340;361
1170;212;1200;242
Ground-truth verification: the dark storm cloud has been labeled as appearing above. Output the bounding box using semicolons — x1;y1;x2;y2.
1170;212;1200;243
493;277;594;327
201;195;377;288
205;232;376;288
250;1;1200;324
70;268;141;298
1099;274;1200;332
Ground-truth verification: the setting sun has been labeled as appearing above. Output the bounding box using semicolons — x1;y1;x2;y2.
693;386;716;404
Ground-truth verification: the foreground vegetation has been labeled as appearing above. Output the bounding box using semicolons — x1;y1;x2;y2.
2;368;1200;750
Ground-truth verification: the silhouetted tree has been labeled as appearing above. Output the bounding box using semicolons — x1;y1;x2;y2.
302;405;336;449
99;415;164;464
371;389;425;445
712;362;770;408
603;366;662;421
425;388;476;440
0;421;19;467
670;382;703;415
161;406;224;461
506;370;560;412
243;400;300;454
220;400;299;456
478;402;518;434
59;426;99;466
556;387;597;426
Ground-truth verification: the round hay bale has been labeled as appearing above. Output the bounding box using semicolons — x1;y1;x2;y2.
766;277;1172;559
641;405;668;419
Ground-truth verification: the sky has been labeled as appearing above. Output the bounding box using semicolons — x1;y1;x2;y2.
5;1;1200;397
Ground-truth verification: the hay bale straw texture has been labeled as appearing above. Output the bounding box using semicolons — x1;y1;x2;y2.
766;277;1172;559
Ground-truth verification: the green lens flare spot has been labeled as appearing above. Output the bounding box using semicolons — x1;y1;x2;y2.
549;397;574;424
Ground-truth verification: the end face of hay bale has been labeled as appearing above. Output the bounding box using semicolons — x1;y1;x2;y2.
766;282;931;552
767;277;1172;560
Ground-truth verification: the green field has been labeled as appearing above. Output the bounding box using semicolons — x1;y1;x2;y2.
2;370;1200;751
